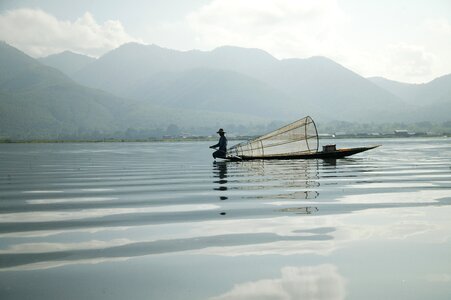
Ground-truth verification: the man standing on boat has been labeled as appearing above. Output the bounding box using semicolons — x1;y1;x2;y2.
210;128;227;159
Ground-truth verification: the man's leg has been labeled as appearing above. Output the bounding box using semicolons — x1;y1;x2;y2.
216;150;226;159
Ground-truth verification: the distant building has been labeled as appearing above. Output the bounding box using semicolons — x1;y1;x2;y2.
318;133;335;138
394;130;413;137
334;132;347;137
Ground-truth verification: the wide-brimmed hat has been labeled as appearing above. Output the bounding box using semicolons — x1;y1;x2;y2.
216;128;226;134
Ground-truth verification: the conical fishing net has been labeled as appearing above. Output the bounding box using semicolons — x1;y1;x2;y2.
228;116;318;158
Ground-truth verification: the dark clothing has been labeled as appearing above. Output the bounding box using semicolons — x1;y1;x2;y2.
212;136;227;152
212;149;226;159
211;135;227;159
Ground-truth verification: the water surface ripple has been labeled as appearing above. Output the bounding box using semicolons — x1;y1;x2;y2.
0;138;450;299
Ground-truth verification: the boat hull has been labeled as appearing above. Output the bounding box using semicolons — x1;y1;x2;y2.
227;145;379;161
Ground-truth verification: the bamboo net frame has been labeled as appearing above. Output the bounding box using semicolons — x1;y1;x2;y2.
228;116;319;158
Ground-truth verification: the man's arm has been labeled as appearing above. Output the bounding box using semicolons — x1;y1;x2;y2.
210;142;220;148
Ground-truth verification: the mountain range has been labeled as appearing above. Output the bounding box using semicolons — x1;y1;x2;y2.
70;43;406;122
0;42;124;139
38;51;96;76
368;75;451;121
0;42;264;139
1;41;450;139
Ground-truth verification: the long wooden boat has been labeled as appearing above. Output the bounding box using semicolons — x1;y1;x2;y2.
227;145;379;161
225;116;380;161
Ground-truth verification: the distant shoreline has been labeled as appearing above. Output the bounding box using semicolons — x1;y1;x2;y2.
0;134;448;144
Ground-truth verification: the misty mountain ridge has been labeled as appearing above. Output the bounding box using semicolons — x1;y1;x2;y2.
127;68;297;119
368;75;451;106
38;51;96;76
0;41;123;138
2;41;450;139
368;75;451;121
0;42;266;139
67;42;419;122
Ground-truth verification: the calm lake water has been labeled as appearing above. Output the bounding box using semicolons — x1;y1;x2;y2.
0;138;450;299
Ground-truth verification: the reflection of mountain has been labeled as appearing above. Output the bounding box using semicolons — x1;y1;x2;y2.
0;232;332;271
211;265;346;300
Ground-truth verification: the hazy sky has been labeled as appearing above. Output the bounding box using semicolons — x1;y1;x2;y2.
0;0;450;83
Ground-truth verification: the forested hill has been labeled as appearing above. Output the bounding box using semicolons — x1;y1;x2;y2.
0;42;267;139
0;41;125;139
2;40;450;139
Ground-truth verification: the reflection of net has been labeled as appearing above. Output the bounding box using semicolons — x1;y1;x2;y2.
228;116;318;158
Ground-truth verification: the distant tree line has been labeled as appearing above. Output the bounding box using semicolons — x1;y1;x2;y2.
1;120;450;142
317;120;451;136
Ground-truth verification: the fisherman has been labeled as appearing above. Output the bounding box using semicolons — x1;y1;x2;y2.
210;128;227;159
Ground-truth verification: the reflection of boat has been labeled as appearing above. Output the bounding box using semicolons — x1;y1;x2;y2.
227;116;379;161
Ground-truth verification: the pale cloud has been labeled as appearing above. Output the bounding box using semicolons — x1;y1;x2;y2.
425;273;451;283
0;239;132;254
0;8;139;57
424;18;451;36
187;0;347;59
0;204;218;223
185;0;451;83
385;43;435;80
210;265;346;300
0;3;449;83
